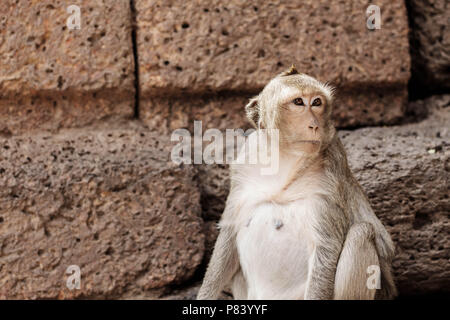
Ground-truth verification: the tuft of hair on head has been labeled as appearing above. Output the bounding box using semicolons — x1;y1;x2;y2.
280;64;300;77
321;81;336;102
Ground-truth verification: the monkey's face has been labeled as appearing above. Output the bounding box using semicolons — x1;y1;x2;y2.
245;67;335;155
278;87;329;154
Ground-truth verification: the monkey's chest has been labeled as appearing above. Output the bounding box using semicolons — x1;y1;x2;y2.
235;201;315;299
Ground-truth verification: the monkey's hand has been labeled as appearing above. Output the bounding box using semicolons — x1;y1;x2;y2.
197;227;239;300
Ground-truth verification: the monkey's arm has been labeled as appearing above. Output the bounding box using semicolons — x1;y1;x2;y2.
304;201;347;300
304;243;342;300
197;226;239;300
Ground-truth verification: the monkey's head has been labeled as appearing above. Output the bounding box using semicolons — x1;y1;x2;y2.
245;65;336;154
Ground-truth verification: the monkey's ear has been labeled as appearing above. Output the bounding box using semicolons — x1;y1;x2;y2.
280;64;300;77
245;96;260;128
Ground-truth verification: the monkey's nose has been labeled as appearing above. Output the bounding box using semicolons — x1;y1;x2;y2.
308;125;319;133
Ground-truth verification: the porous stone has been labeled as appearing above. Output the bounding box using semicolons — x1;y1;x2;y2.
140;95;251;134
136;0;410;129
0;124;204;299
0;92;134;136
197;95;450;296
407;0;450;94
0;1;136;134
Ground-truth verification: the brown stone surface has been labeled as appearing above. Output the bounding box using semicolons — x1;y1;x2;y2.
136;0;410;92
0;124;204;299
137;0;410;129
0;92;133;136
0;1;135;134
197;95;450;296
408;0;450;92
140;95;251;134
334;86;407;127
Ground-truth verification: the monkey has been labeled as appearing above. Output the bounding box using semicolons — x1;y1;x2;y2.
197;66;397;300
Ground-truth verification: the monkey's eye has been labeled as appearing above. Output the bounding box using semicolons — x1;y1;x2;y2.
312;98;322;107
293;98;304;106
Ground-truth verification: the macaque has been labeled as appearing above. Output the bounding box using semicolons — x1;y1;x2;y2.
197;66;397;300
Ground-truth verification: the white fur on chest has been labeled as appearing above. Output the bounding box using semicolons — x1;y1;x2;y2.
228;147;328;299
236;198;317;300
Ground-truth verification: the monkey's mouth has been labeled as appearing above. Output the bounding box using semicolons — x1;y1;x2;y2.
297;140;320;145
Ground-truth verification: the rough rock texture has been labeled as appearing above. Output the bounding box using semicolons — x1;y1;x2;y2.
0;92;134;136
407;0;450;94
140;95;251;134
0;1;135;134
197;95;450;296
136;0;410;129
0;124;204;299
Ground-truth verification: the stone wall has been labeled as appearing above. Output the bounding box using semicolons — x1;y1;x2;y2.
136;0;410;129
0;1;448;299
0;1;136;135
407;0;450;97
